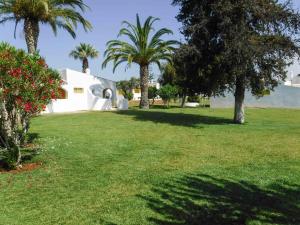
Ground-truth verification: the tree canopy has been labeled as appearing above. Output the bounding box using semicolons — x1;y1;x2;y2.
0;0;92;53
69;43;99;73
173;0;300;123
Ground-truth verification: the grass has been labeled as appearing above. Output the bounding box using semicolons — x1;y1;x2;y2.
0;107;299;225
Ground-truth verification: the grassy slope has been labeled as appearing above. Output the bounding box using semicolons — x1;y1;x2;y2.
0;108;299;225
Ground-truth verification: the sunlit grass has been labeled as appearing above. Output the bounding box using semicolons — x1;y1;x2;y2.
0;108;299;225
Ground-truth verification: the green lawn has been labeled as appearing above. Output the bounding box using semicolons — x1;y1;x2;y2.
0;108;299;225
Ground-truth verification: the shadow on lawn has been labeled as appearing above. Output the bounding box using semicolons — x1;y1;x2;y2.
0;133;40;170
141;174;300;225
116;110;232;127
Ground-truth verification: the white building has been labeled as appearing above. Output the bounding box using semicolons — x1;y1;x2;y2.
45;68;128;113
285;73;300;87
211;74;300;108
132;80;161;101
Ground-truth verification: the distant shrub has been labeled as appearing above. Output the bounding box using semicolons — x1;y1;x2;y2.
125;92;134;101
148;86;158;104
158;85;178;108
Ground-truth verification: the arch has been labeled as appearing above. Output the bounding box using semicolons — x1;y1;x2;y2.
103;88;113;99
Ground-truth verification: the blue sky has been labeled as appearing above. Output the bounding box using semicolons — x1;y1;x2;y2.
0;0;300;81
0;0;182;81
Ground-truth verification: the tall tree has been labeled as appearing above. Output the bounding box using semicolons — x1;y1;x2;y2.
102;14;179;109
69;43;99;73
0;0;92;54
173;0;300;123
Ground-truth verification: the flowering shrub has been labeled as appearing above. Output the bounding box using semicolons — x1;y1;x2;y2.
0;43;62;168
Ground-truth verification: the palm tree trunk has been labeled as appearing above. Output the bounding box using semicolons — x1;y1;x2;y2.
234;76;246;124
24;19;39;54
82;58;89;73
140;65;150;109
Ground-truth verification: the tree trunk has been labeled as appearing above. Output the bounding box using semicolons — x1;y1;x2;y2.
140;65;150;109
82;58;89;73
0;102;21;167
20;114;30;145
181;90;187;108
24;19;39;54
234;77;246;124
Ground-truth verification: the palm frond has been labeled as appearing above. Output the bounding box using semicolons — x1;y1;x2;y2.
0;0;92;39
70;43;99;61
103;14;179;73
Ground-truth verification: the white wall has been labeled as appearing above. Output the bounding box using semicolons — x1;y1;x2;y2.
44;69;127;113
211;85;300;109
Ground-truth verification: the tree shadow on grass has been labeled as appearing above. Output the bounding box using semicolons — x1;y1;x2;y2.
116;110;233;127
0;133;40;170
140;174;300;225
27;133;40;144
21;132;41;161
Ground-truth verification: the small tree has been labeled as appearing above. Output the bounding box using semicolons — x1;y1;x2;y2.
158;84;178;108
148;86;158;105
117;77;140;101
0;43;62;168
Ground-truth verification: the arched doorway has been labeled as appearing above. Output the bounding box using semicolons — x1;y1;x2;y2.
103;88;113;99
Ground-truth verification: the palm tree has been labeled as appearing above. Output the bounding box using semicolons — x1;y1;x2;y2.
69;43;99;73
0;0;92;54
102;14;178;109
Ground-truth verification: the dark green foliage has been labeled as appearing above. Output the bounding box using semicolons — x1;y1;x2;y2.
187;95;200;103
173;0;300;123
158;84;178;107
125;92;134;101
173;44;211;97
159;63;177;86
148;86;158;104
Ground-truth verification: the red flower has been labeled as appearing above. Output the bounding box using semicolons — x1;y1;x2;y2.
24;102;32;112
51;91;57;99
8;68;22;78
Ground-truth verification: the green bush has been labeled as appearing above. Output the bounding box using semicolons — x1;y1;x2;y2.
124;92;134;101
158;85;178;107
148;86;158;104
